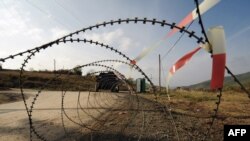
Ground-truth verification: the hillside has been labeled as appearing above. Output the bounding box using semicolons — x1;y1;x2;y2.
0;69;96;91
188;71;250;90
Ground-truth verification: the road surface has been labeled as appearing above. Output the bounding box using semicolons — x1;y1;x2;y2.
0;89;121;141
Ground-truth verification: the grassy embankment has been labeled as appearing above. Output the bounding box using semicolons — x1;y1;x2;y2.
0;69;96;104
0;69;96;91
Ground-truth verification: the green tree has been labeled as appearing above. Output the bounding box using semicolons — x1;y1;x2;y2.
86;69;95;76
73;66;82;76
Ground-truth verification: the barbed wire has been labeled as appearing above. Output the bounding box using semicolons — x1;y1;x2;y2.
0;11;248;140
0;17;205;63
193;0;250;140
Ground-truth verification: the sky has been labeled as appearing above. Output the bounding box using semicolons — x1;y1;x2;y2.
0;0;250;87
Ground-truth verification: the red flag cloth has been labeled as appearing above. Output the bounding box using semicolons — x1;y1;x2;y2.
165;13;193;39
130;60;136;65
132;0;221;63
169;47;201;75
211;54;226;89
207;26;226;90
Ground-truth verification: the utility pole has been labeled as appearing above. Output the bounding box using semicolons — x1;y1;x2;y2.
54;59;56;72
159;54;161;92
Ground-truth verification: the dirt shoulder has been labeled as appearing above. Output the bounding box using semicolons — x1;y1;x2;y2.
80;90;250;141
0;89;29;104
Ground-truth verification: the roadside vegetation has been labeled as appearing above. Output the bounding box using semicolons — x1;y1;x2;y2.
141;89;250;140
0;69;96;91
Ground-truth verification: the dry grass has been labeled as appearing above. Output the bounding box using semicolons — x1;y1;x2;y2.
0;70;96;91
141;89;250;140
143;89;250;117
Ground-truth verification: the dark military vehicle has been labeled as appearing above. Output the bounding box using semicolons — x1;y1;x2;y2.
95;71;120;92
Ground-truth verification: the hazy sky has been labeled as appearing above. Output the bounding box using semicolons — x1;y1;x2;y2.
0;0;250;87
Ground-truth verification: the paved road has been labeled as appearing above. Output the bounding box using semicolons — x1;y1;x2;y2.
0;89;121;141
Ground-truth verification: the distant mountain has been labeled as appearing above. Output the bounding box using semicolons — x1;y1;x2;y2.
188;72;250;90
